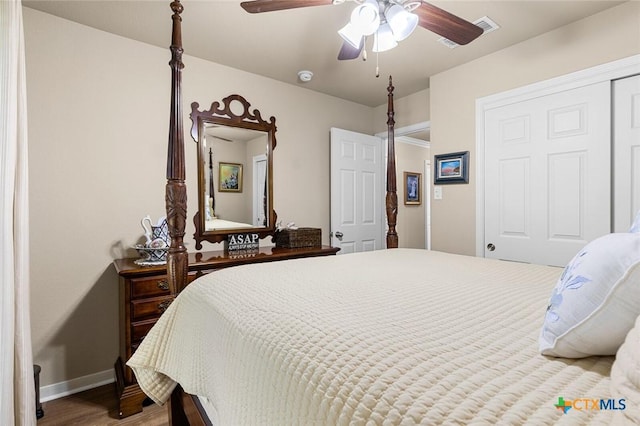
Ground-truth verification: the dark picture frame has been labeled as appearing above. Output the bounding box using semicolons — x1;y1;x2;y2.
434;151;469;185
218;162;243;192
403;171;421;205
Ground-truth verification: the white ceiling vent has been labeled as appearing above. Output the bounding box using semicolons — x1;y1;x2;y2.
438;37;460;49
438;16;500;49
474;16;500;34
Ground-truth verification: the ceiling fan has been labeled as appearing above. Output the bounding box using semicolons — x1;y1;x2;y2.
240;0;483;60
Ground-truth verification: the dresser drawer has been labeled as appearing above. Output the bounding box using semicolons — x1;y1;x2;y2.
131;318;157;344
130;276;172;299
130;274;199;299
131;295;174;321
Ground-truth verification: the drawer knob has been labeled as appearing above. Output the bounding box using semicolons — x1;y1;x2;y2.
157;280;169;291
158;299;173;313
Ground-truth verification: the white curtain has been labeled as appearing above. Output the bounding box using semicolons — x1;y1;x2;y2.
0;0;36;425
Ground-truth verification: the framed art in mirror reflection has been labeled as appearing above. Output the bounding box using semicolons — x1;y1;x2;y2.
219;162;243;192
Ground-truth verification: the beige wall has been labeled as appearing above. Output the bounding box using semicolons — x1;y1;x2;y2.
430;1;640;256
396;143;429;249
24;8;374;388
372;88;429;134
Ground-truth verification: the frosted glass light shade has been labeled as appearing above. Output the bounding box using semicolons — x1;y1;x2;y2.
372;23;397;52
350;0;380;36
385;5;419;41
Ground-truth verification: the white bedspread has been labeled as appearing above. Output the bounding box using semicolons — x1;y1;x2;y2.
205;218;254;231
128;249;621;425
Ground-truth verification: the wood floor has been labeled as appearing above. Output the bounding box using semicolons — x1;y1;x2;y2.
37;383;168;425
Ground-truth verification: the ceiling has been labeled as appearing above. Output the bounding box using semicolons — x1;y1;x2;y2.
23;0;626;107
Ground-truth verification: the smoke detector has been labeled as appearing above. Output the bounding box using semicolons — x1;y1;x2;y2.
297;70;314;83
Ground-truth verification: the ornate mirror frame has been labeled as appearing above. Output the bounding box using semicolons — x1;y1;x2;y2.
189;94;277;249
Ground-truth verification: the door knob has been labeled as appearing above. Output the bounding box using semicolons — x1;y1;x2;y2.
334;231;344;241
487;243;495;252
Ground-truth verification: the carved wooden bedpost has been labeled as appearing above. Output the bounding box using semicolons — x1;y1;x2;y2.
166;0;188;295
386;76;398;248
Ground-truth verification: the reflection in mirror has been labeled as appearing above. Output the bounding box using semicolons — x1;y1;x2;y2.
190;94;277;249
202;124;268;231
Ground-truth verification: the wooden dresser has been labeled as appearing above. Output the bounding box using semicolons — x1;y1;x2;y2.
114;245;340;418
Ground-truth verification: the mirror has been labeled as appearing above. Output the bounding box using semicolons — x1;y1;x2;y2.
189;94;277;249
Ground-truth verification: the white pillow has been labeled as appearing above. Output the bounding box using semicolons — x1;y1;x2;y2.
630;210;640;233
610;314;640;424
539;233;640;358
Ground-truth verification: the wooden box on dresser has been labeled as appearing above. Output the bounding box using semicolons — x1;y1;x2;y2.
114;245;340;418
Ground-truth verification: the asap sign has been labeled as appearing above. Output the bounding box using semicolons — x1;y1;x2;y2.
225;233;259;252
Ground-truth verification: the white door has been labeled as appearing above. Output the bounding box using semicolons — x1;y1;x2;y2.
613;74;640;232
484;81;611;266
330;128;384;253
252;154;267;226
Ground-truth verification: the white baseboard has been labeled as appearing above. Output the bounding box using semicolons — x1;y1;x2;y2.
40;369;115;402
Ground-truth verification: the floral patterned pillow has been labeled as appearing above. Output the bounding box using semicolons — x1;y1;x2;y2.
539;233;640;358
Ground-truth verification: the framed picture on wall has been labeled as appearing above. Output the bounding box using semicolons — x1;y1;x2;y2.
434;151;469;184
218;162;243;192
404;171;422;205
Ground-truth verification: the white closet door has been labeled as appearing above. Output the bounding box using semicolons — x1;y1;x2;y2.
613;74;640;232
484;81;611;266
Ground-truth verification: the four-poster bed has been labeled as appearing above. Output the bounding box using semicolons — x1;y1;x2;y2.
125;1;639;424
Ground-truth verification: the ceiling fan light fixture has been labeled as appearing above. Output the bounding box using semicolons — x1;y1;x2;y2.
372;22;397;53
349;0;380;36
338;23;364;49
385;4;418;42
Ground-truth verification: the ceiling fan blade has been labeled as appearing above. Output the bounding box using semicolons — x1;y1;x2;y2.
414;2;483;45
337;39;364;60
241;0;334;13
